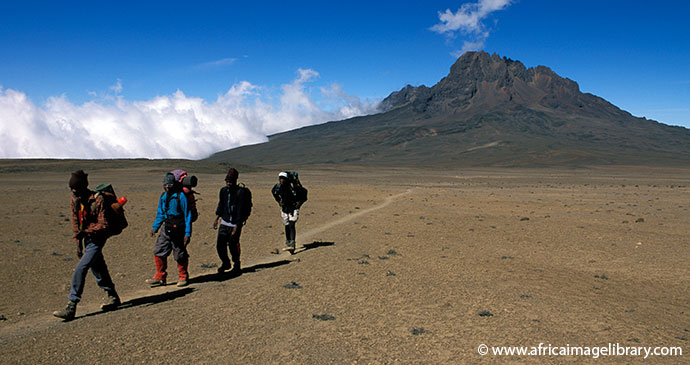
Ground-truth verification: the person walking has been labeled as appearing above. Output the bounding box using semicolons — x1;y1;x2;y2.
213;168;251;276
53;170;120;321
271;172;307;253
147;172;193;287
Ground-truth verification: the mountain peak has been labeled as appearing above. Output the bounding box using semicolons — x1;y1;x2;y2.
211;52;690;167
382;51;594;114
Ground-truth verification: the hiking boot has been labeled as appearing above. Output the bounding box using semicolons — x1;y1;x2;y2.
229;264;242;276
176;279;189;287
145;278;166;287
53;301;77;321
100;292;121;311
217;263;231;274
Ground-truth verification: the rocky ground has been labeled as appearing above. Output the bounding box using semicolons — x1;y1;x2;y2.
0;164;688;363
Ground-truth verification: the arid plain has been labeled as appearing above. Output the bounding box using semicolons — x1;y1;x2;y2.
0;162;688;363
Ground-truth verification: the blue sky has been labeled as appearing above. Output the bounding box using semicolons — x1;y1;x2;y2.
1;0;689;158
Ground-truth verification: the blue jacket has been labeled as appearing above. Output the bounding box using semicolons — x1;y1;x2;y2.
152;192;192;237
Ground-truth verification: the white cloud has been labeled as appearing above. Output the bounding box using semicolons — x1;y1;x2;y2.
109;79;123;94
195;57;238;70
431;0;512;55
0;71;381;159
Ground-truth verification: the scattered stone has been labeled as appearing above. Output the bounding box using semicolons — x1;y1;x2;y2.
51;252;62;256
407;234;415;237
312;314;335;321
635;218;645;223
675;336;687;341
622;220;629;224
625;308;635;313
594;274;609;280
354;207;360;210
501;256;514;260
384;232;392;235
627;338;640;343
411;328;430;335
532;319;541;323
520;217;530;221
0;315;6;321
200;263;218;269
478;310;494;317
14;240;21;243
271;248;280;254
520;294;531;299
357;260;370;265
387;249;398;256
264;225;272;228
378;256;389;260
283;281;302;289
386;271;396;277
63;257;73;262
419;216;425;220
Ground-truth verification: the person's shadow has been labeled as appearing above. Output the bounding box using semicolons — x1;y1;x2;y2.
75;287;195;320
66;241;335;321
192;241;335;284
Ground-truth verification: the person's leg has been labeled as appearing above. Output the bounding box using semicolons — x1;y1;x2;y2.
172;234;190;286
284;224;292;243
57;240;101;320
147;231;172;286
88;240;120;310
229;225;242;273
216;225;232;271
68;241;102;303
289;209;299;244
282;211;291;244
290;223;297;242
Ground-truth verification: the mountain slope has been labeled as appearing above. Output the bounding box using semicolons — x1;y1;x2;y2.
209;51;690;167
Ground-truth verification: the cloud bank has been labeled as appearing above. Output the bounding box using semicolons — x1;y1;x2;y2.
431;0;513;56
0;69;380;159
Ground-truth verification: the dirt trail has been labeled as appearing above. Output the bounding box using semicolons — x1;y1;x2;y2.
0;188;413;341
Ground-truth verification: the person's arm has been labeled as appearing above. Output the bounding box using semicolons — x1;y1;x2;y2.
272;184;281;204
70;197;80;239
151;193;165;235
70;197;83;257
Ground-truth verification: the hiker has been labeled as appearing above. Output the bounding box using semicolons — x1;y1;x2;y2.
53;170;121;321
212;168;252;275
271;171;307;253
147;172;193;287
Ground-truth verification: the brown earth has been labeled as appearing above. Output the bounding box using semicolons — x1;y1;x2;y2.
0;164;688;363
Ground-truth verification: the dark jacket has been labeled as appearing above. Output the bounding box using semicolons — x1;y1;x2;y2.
272;182;299;213
216;185;250;225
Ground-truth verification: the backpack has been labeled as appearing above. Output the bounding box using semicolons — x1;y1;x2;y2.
236;183;253;223
227;183;253;225
169;169;199;222
94;184;129;237
287;171;308;205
